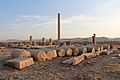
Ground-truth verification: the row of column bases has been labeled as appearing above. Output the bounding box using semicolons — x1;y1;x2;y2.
29;34;96;46
29;36;53;46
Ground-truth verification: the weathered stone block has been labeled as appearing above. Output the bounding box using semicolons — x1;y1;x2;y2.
62;55;85;65
6;58;34;69
82;53;96;59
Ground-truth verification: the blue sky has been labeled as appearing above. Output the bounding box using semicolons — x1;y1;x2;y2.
0;0;120;40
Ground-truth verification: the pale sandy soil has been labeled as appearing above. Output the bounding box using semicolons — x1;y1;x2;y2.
0;48;119;80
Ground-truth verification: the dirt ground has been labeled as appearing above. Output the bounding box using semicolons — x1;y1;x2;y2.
0;48;119;80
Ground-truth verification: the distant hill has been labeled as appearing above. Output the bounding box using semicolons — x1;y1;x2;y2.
111;38;120;41
95;37;111;42
61;37;112;42
1;37;120;42
61;38;90;42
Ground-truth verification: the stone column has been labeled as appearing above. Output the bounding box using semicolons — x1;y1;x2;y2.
33;41;37;46
93;34;96;45
42;37;45;46
58;13;60;42
29;36;32;45
49;38;52;45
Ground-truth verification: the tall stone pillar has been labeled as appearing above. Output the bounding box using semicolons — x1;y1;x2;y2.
58;13;60;42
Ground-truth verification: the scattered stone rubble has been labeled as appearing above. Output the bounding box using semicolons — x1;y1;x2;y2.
5;58;34;69
4;44;116;69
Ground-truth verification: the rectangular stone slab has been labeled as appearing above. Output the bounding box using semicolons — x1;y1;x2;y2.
81;53;96;59
62;55;85;65
6;58;34;69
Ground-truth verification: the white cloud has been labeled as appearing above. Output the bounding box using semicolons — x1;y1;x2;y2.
7;11;120;39
6;0;120;39
9;15;56;30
